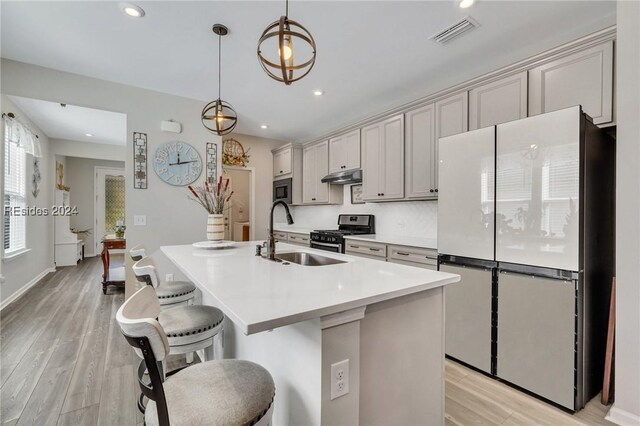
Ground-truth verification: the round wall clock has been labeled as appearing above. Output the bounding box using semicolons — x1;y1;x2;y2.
153;141;203;186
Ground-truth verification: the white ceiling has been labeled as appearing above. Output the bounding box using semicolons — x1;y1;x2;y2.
8;96;127;146
1;1;616;142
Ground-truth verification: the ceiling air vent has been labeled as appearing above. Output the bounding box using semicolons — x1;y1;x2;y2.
430;16;480;45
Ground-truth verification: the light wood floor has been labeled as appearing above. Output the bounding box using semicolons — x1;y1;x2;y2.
1;257;615;425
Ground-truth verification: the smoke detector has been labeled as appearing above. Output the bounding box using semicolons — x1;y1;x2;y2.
430;16;480;45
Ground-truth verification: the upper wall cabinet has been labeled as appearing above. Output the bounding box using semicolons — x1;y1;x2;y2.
329;129;361;174
303;141;343;205
362;114;405;202
469;71;528;130
405;103;437;199
528;41;614;125
273;146;293;178
434;92;468;192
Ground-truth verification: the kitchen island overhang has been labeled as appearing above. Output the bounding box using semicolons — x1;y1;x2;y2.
162;242;459;426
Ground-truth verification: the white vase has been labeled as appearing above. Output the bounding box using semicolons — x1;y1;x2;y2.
207;214;225;241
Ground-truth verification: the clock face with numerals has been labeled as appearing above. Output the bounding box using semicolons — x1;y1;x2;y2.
153;141;202;186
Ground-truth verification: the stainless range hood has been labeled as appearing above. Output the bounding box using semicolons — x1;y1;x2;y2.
321;169;362;185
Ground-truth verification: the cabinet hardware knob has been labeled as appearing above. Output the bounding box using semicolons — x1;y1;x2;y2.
397;252;409;256
435;189;438;193
280;170;283;173
430;189;434;193
369;248;380;251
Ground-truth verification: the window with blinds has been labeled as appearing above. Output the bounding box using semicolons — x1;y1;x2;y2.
3;124;27;254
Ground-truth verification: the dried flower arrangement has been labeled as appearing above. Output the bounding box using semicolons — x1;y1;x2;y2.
188;176;234;214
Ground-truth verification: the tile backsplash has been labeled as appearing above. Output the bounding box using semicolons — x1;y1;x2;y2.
276;186;438;239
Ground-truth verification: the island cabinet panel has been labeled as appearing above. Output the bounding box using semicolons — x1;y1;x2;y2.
435;92;468;193
405;103;437;199
303;141;342;205
528;41;614;125
329;129;361;174
362;114;404;202
469;71;528;130
273;146;292;177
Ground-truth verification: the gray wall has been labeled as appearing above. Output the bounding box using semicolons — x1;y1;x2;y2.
612;1;640;423
0;94;55;307
65;157;125;256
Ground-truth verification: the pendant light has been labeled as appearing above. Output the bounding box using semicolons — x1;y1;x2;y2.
202;24;237;135
257;0;316;85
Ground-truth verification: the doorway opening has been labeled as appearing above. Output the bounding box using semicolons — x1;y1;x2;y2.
95;167;126;254
222;166;255;241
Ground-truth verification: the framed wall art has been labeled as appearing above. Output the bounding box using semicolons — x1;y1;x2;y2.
351;184;364;204
133;132;147;189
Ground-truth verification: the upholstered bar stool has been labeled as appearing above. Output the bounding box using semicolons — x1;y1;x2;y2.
117;286;275;426
132;255;196;308
141;269;223;363
129;244;146;261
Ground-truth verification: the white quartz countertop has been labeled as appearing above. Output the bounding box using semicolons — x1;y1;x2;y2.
344;234;438;250
162;242;458;335
272;224;316;234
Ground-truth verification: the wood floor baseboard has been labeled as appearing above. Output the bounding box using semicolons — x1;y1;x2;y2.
606;404;640;426
0;267;56;311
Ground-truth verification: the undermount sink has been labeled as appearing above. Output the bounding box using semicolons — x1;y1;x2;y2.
276;252;347;266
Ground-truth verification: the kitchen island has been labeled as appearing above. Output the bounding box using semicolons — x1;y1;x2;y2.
162;242;459;426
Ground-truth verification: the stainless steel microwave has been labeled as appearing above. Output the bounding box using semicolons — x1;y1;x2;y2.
273;178;292;204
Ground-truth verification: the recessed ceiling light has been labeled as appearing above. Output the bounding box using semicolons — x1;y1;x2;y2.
260;124;269;129
313;90;324;96
86;133;93;137
121;3;145;18
459;0;475;9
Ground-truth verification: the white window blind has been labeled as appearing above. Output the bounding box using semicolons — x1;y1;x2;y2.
4;123;26;254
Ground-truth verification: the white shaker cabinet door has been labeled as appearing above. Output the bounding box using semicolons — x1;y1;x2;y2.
469;71;528;130
302;144;317;203
528;41;613;125
328;134;346;174
437;126;495;260
362;123;383;201
344;129;361;171
273;147;292;177
496;106;581;271
405;103;436;199
380;114;405;200
314;141;330;203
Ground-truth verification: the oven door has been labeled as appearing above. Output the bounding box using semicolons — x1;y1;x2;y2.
273;178;292;204
310;241;343;253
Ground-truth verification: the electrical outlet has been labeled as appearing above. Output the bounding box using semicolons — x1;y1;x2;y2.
330;359;349;400
134;215;146;226
165;273;174;281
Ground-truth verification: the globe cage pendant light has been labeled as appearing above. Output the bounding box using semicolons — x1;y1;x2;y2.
257;0;317;85
202;24;238;135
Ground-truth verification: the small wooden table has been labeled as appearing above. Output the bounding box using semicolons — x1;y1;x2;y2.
101;236;126;294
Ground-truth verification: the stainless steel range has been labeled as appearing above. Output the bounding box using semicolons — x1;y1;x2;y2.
310;214;375;253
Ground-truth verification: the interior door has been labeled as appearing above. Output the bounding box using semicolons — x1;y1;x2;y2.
438;126;495;260
496;106;581;270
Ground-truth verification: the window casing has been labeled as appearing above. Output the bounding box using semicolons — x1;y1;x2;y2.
3;125;27;255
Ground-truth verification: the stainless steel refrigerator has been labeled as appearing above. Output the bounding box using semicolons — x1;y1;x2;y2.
438;106;615;411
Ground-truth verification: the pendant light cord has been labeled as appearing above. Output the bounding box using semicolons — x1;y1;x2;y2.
285;0;289;17
218;32;222;99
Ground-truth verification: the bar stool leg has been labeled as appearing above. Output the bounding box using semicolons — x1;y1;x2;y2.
186;352;194;364
214;329;224;360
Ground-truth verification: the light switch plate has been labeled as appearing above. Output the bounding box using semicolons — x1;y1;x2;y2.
134;215;146;226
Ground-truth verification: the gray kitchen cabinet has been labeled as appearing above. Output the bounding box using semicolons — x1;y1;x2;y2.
387;245;437;270
440;263;493;374
469;71;528;130
496;272;576;410
303;141;342;205
329;129;361;173
273;145;292;178
434;92;468;192
362;114;405;202
345;240;387;259
287;232;310;246
405;103;437;199
528;41;614;125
